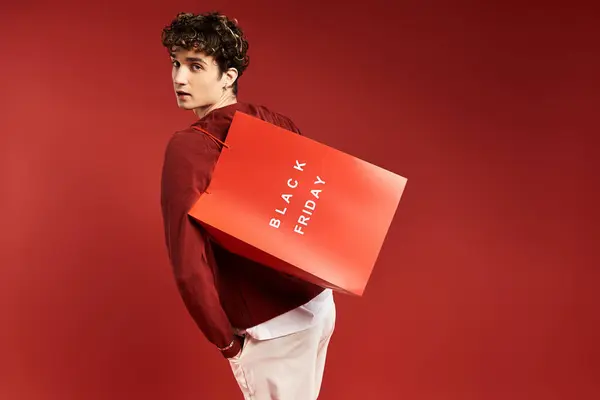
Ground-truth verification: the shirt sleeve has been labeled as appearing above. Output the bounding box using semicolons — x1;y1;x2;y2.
160;130;240;358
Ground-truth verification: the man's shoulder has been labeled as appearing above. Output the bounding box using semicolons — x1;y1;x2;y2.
169;102;303;144
237;102;302;135
164;124;215;157
167;125;202;143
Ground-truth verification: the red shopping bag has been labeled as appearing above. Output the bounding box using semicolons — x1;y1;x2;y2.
188;111;408;296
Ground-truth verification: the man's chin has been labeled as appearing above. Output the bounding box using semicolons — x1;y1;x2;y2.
177;102;196;111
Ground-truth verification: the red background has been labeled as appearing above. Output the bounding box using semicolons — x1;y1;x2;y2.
1;1;597;399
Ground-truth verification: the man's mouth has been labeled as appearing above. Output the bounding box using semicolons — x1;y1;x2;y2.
176;91;191;96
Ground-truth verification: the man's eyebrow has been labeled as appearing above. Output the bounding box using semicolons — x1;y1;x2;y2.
186;57;207;64
170;53;207;64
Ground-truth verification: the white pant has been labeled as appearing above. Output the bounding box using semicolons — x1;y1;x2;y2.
228;304;336;399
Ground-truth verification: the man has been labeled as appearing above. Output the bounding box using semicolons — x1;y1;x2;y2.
159;11;336;399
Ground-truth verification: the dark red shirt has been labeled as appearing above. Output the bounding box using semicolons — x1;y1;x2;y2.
160;102;324;357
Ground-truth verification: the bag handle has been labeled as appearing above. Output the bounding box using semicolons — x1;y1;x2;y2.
192;126;230;149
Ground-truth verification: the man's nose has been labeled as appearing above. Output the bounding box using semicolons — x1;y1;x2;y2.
173;68;188;85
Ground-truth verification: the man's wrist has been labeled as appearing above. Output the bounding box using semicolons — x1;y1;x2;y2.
219;335;242;358
218;339;236;352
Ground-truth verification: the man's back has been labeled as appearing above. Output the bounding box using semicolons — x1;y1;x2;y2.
160;102;325;343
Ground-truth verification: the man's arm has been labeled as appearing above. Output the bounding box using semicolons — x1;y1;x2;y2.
160;130;241;358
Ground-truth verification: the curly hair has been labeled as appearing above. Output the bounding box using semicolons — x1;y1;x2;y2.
161;11;250;95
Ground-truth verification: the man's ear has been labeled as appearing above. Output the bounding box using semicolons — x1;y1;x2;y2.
224;68;239;89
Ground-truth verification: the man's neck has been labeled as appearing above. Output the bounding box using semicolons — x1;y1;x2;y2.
193;94;238;119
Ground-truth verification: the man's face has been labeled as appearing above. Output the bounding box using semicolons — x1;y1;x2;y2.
170;48;227;111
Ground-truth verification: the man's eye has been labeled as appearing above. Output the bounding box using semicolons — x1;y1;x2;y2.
172;60;180;67
191;64;203;71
